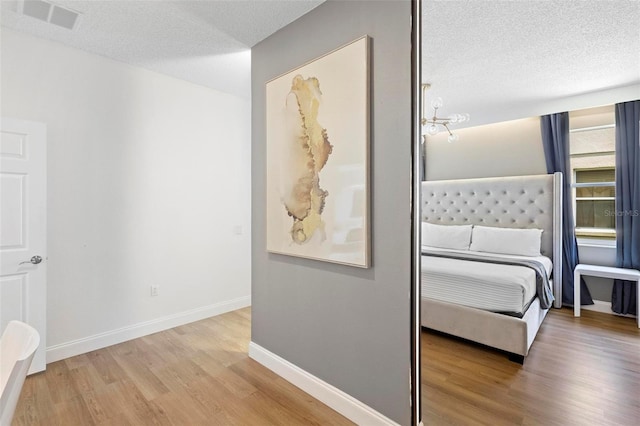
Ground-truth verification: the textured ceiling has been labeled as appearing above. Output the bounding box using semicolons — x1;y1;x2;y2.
2;0;638;110
422;0;640;127
0;0;325;99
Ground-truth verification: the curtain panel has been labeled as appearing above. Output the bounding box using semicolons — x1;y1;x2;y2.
612;100;640;315
541;112;594;306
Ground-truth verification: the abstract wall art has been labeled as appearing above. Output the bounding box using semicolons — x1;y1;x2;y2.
265;36;370;267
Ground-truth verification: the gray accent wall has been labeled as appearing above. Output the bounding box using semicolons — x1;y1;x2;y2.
251;1;412;424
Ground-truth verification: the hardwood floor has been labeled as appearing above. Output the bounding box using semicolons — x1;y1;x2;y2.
13;308;353;426
14;307;639;425
422;308;640;426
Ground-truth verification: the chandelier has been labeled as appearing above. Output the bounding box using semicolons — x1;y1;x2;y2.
421;83;469;143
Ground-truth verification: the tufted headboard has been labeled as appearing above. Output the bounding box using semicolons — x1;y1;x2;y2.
421;173;563;307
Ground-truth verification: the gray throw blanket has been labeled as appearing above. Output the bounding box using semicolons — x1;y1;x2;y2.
422;248;555;310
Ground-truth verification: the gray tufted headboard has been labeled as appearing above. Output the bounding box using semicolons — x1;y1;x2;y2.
421;173;563;307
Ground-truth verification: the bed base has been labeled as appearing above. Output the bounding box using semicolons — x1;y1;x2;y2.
508;353;525;365
421;297;549;360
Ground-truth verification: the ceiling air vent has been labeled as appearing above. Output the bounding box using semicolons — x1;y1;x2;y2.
18;0;81;30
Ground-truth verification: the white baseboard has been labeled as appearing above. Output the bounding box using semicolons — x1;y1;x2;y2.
581;299;614;315
248;342;400;426
582;299;637;318
46;296;251;363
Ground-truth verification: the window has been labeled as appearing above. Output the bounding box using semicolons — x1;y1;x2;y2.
569;106;616;239
574;168;615;237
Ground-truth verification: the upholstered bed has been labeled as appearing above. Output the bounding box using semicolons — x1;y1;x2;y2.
421;173;563;362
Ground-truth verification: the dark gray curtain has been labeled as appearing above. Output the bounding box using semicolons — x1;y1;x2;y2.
612;100;640;315
541;112;594;305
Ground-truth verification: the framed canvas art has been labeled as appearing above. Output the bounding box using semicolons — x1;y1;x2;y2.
265;36;370;268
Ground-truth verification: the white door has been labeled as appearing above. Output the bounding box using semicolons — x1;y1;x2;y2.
0;117;46;374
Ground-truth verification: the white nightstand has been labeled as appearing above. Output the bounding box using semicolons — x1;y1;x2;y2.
574;264;640;328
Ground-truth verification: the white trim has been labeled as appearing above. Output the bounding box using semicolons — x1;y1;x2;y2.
582;299;637;319
46;296;251;363
577;238;616;249
570;124;615;133
570;151;615;158
248;342;400;426
575;196;615;201
581;299;614;315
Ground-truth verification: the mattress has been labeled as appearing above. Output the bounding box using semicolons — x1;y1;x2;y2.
421;246;553;316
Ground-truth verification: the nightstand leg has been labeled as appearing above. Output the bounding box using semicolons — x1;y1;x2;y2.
574;270;581;317
637;280;639;328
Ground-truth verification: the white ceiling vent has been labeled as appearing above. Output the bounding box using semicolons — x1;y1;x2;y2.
18;0;81;30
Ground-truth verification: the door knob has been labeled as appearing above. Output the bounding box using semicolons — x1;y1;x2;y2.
19;255;43;265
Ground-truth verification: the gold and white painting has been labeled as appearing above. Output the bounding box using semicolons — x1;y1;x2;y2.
266;36;370;268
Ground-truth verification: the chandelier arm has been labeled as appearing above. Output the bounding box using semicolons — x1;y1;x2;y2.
420;84;468;143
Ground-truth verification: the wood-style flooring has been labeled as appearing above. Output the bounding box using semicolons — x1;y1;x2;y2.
14;307;639;425
13;308;353;425
422;307;640;425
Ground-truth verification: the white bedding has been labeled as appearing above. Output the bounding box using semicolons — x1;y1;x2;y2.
421;246;553;315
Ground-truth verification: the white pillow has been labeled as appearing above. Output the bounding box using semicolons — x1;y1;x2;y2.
470;226;543;257
421;222;473;250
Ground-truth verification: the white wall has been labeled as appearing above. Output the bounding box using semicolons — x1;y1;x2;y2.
1;28;251;361
425;117;547;181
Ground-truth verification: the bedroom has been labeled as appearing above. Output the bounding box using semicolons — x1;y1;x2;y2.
419;0;639;424
0;1;638;425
